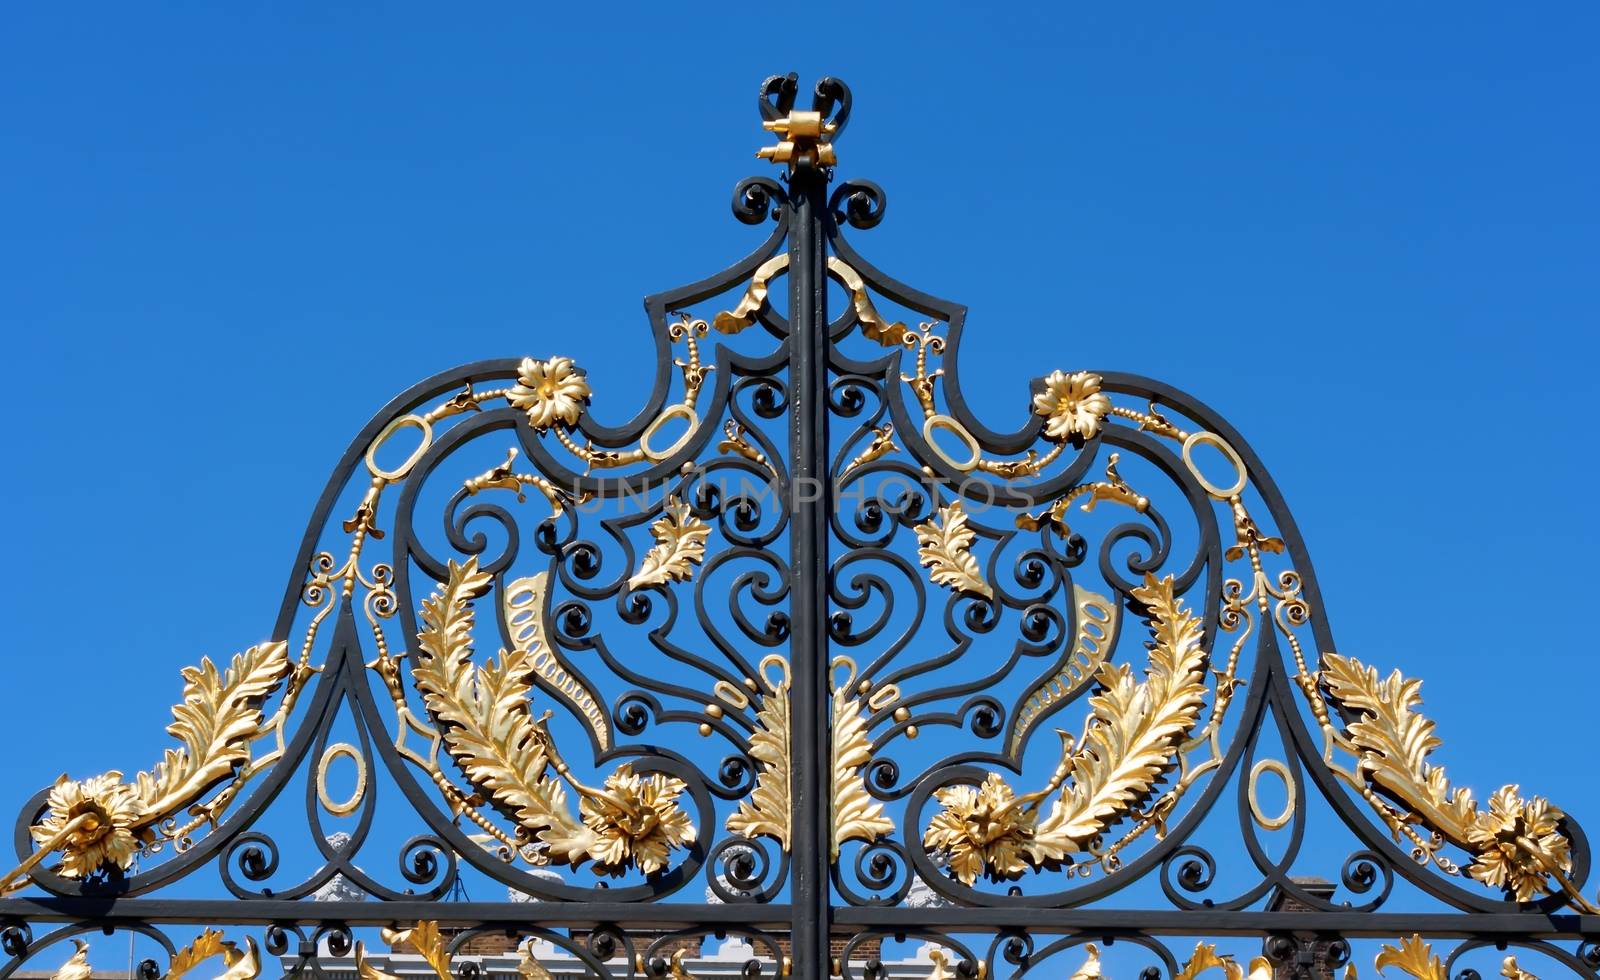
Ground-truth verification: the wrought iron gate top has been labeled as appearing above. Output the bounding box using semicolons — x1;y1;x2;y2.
3;74;1597;980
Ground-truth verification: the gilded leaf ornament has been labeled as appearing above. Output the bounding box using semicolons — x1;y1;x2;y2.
384;921;454;980
169;930;261;980
1044;943;1281;980
51;932;260;980
665;948;705;979
15;641;289;883
831;658;894;859
414;558;592;865
1318;653;1581;904
1033;574;1209;852
579;764;697;875
727;656;793;850
50;940;92;980
414;559;695;875
134;642;292;820
1500;957;1539;980
1374;934;1447;979
353;921;452;980
517;940;556;980
924;574;1208;884
927;948;984;980
628;498;713;590
1065;943;1103;980
914;500;994;600
353;943;402;980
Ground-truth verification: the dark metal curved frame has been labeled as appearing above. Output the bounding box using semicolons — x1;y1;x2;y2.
2;73;1596;980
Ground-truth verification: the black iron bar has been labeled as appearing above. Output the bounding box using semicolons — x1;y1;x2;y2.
1;898;1596;941
786;145;833;978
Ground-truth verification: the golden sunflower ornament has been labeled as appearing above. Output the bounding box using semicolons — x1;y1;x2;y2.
1466;784;1572;902
580;765;695;875
923;772;1038;885
1033;370;1111;441
31;773;141;879
508;356;592;431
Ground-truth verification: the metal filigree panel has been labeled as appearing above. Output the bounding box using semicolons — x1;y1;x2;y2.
2;74;1596;980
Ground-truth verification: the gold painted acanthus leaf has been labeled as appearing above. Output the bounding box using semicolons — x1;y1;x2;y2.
383;921;453;980
517;941;556;979
629;499;712;590
1031;573;1208;857
133;641;291;819
1317;654;1583;906
1374;934;1446;979
353;944;400;980
1318;653;1477;846
727;661;791;850
914;500;993;600
51;940;92;980
164;929;261;980
414;558;594;865
831;677;894;859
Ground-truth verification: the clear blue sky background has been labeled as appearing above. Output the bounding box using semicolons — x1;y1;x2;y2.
3;3;1596;901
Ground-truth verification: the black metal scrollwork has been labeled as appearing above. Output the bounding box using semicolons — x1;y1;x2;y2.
0;72;1593;980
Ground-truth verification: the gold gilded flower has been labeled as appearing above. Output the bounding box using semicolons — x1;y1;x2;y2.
923;772;1037;885
1466;784;1572;902
1033;370;1111;441
508;356;592;431
581;765;696;875
30;773;140;879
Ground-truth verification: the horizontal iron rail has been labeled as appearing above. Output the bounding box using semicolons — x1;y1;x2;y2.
2;899;1597;940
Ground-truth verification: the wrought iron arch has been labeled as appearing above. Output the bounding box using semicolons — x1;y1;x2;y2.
3;74;1596;980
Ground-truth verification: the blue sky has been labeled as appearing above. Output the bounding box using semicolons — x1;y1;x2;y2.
2;2;1596;911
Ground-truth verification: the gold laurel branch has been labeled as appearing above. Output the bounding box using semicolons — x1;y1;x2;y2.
134;642;291;820
628;498;712;590
727;657;792;850
914;500;994;600
924;574;1208;885
1030;574;1209;858
414;559;595;866
1319;653;1477;846
1318;653;1591;909
9;641;290;885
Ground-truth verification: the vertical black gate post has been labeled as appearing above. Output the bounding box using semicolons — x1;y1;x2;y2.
780;75;837;978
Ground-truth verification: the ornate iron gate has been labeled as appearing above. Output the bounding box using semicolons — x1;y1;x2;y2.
3;74;1597;980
